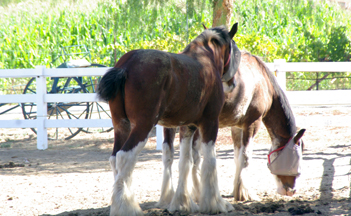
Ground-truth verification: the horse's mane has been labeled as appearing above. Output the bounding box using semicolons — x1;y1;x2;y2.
198;26;232;45
184;26;231;51
242;51;297;136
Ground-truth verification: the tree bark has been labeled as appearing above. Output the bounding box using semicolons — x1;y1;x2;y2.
212;0;234;28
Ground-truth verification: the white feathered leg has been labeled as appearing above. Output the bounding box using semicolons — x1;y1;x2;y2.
232;144;252;201
169;134;199;213
191;138;202;202
109;156;117;181
199;142;234;214
110;139;147;216
156;142;175;208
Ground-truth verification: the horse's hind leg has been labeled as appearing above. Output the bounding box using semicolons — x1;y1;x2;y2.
109;120;131;181
110;124;152;216
109;95;131;181
198;122;234;214
169;126;199;213
156;127;176;208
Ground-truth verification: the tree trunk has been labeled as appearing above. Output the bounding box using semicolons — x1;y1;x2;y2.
212;0;234;28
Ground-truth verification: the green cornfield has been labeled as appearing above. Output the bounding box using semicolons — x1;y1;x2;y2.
1;0;351;92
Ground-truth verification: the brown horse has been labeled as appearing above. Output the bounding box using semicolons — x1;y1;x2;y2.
97;23;241;216
158;51;306;206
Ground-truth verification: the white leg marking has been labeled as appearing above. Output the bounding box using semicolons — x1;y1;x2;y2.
156;142;175;208
191;138;202;202
233;145;242;195
199;142;234;214
110;138;147;216
169;135;199;213
109;156;117;181
233;139;257;201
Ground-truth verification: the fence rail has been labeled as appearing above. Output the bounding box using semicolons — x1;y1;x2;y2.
1;61;351;150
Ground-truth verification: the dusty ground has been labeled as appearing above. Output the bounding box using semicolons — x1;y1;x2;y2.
0;106;351;216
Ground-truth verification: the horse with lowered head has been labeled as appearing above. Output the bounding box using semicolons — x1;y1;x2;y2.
159;51;306;206
97;23;241;216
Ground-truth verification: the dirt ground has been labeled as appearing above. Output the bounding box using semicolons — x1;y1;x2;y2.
0;106;351;216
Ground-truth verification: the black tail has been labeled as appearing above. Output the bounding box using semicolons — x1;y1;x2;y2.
97;68;127;102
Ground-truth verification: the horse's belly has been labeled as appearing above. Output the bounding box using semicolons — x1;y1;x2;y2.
157;119;189;128
218;112;244;128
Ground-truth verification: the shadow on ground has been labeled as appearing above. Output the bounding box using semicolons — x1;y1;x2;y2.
40;198;351;216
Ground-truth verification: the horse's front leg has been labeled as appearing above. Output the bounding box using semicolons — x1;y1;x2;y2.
231;126;251;201
231;119;261;201
191;130;202;203
199;121;234;214
156;127;176;208
169;126;199;213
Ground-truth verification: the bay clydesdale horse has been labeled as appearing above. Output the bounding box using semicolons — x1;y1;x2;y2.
97;23;241;215
159;51;306;207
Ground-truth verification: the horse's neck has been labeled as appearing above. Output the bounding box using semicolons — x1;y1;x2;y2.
259;57;296;149
263;96;296;149
265;126;291;150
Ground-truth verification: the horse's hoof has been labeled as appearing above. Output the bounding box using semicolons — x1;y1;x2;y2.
155;201;169;209
168;196;199;213
200;196;234;214
110;204;143;216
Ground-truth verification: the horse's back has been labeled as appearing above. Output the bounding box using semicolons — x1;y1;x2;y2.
116;49;223;127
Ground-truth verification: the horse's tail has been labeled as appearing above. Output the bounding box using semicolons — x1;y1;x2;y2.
97;67;127;102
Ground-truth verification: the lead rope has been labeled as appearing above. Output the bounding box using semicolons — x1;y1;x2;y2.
224;52;231;67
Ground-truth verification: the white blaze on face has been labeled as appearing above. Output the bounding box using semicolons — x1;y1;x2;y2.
274;176;287;195
268;137;303;197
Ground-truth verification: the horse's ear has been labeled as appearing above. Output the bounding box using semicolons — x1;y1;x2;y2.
202;23;208;29
301;139;305;152
229;23;238;39
293;129;306;145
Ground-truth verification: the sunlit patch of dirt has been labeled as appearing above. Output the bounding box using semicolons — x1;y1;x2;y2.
1;106;351;215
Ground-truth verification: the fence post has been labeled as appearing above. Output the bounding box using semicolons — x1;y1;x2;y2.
156;125;164;150
274;59;287;91
36;66;48;150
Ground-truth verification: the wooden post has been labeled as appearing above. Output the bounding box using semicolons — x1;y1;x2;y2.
156;125;164;151
36;66;48;150
274;59;287;91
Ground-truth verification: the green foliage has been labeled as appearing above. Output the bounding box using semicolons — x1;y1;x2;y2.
233;0;351;62
0;0;351;93
232;0;351;90
236;33;279;62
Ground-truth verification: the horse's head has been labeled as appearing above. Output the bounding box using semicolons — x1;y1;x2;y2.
202;23;241;93
268;129;306;196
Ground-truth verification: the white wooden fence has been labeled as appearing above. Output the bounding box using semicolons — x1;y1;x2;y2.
1;61;351;150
